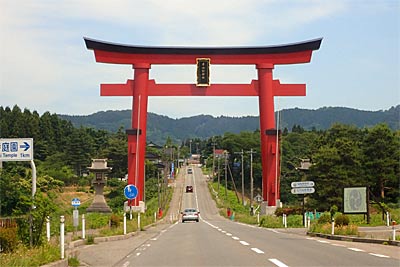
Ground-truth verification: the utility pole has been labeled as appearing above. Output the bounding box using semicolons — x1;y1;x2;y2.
234;149;245;205
224;151;228;200
217;154;220;194
246;149;256;211
212;141;216;181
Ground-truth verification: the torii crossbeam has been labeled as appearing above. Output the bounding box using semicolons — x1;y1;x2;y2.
85;37;322;208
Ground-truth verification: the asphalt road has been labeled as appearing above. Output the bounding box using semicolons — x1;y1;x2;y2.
78;166;399;267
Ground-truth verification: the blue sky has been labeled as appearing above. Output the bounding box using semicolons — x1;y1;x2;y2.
1;0;399;118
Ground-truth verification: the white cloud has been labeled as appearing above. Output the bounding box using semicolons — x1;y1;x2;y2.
1;0;397;118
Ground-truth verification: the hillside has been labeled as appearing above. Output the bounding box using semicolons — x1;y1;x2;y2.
59;105;399;144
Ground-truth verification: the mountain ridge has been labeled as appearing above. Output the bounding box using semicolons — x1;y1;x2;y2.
58;105;399;144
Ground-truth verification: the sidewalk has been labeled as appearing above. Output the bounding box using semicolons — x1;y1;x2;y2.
276;226;399;247
41;167;187;267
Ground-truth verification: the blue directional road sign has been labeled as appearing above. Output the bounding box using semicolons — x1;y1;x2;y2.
0;138;33;161
124;184;138;200
71;198;81;207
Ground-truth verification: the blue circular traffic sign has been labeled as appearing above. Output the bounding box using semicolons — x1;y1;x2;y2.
124;184;138;200
71;198;81;207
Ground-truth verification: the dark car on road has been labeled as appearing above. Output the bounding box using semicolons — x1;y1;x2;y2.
186;185;193;193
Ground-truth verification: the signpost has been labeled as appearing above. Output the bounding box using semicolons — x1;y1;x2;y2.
71;198;81;207
291;181;315;188
124;184;138;200
1;138;36;246
71;198;80;235
291;187;315;194
291;181;315;227
0;138;33;161
124;184;139;218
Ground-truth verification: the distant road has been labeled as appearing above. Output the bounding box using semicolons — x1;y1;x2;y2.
78;166;399;267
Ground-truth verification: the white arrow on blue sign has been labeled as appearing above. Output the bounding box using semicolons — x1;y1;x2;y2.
124;184;138;200
0;138;33;161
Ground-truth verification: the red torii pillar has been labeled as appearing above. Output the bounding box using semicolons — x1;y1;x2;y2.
85;38;322;207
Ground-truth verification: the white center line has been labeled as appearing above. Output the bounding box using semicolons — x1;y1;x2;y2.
239;240;249;246
331;243;345;247
369;253;390;258
348;248;364;252
251;247;264;254
269;258;289;267
226;233;232;236
232;236;240;240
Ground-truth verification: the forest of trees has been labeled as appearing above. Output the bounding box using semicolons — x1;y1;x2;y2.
59;105;400;145
1;105;399;219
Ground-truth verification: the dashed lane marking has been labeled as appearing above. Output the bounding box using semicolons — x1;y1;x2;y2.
331;243;345;247
239;240;250;246
348;248;365;252
251;248;264;254
269;258;289;267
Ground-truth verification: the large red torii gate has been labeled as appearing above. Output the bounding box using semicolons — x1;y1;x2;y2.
85;37;322;208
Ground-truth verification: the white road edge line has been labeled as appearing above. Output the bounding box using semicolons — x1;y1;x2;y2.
122;261;130;267
269;258;289;267
369;253;390;258
251;248;264;254
239;240;249;246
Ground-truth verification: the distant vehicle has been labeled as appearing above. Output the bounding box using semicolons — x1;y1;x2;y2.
186;185;193;193
181;208;200;223
187;168;193;174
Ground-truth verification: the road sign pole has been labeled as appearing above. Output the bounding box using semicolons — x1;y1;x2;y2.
82;214;86;239
123;213;127;235
138;212;141;231
302;194;305;227
60;216;65;259
46;216;50;242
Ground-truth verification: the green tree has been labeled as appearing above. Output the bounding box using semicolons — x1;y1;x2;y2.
308;124;363;211
100;128;127;178
362;124;399;202
66;127;94;178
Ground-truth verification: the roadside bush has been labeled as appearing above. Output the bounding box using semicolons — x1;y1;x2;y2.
275;206;302;216
0;227;19;252
109;214;121;228
335;214;350;226
258;215;282;228
317;213;331;224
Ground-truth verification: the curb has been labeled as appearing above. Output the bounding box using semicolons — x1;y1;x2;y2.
40;220;163;267
307;232;400;247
